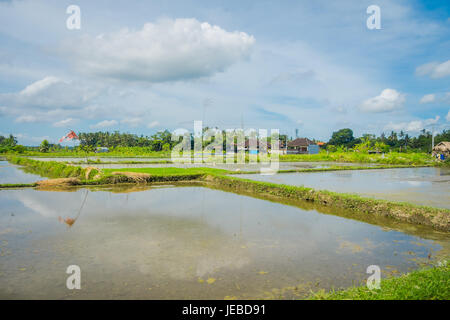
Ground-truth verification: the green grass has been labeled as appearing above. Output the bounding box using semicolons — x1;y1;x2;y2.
102;167;231;176
69;160;173;165
0;183;36;188
12;149;171;158
6;156;99;180
279;151;435;166
311;264;450;300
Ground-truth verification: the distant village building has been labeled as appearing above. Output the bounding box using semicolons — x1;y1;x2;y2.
432;141;450;160
244;138;287;154
287;138;319;154
244;138;259;154
316;142;325;147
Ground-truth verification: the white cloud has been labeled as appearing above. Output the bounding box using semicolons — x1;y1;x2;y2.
446;110;450;122
90;120;118;129
61;18;255;82
120;117;144;128
384;116;440;132
53;118;77;127
20;76;61;96
360;89;405;113
416;60;450;79
147;121;159;128
419;94;435;104
15;115;38;123
0;76;99;110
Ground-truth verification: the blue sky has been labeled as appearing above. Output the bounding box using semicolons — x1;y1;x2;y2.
0;0;449;145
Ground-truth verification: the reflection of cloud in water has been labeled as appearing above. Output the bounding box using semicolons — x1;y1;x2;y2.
48;214;251;281
9;188;252;280
15;192;61;218
405;181;426;187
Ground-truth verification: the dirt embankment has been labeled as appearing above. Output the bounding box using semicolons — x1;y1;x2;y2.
36;177;81;187
111;171;152;183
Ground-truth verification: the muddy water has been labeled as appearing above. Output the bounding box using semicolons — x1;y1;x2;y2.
0;161;42;184
0;184;448;299
238;167;450;209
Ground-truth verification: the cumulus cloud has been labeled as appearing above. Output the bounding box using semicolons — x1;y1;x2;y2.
0;76;99;110
416;60;450;79
20;76;61;96
90;120;118;129
419;94;435;104
15;115;38;123
384;116;440;132
120;117;144;128
447;110;450;122
53;118;77;127
61;18;255;82
147;121;159;128
360;89;405;113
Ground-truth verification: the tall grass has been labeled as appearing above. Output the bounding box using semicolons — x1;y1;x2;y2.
8;156;98;180
280;151;434;165
311;264;450;300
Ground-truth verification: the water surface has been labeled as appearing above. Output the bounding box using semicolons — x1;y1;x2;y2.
28;157;379;171
74;161;377;171
0;160;43;184
238;167;450;209
0;184;448;299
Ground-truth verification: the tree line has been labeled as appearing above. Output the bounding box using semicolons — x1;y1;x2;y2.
1;128;449;154
77;130;174;151
0;134;25;153
327;128;450;152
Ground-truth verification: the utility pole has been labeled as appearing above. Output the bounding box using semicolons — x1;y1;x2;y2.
431;125;435;151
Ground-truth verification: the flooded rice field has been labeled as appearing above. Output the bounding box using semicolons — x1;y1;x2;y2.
80;161;375;171
0;160;42;184
27;156;379;171
1;184;448;299
75;161;334;171
238;167;450;209
28;157;171;163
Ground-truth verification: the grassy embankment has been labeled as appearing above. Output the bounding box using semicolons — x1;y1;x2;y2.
279;151;435;165
7;156;99;180
310;264;450;300
0;183;36;189
5;156;227;185
9;148;171;158
68;159;173;164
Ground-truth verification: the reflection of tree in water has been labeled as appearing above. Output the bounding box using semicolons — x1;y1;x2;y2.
55;213;251;281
